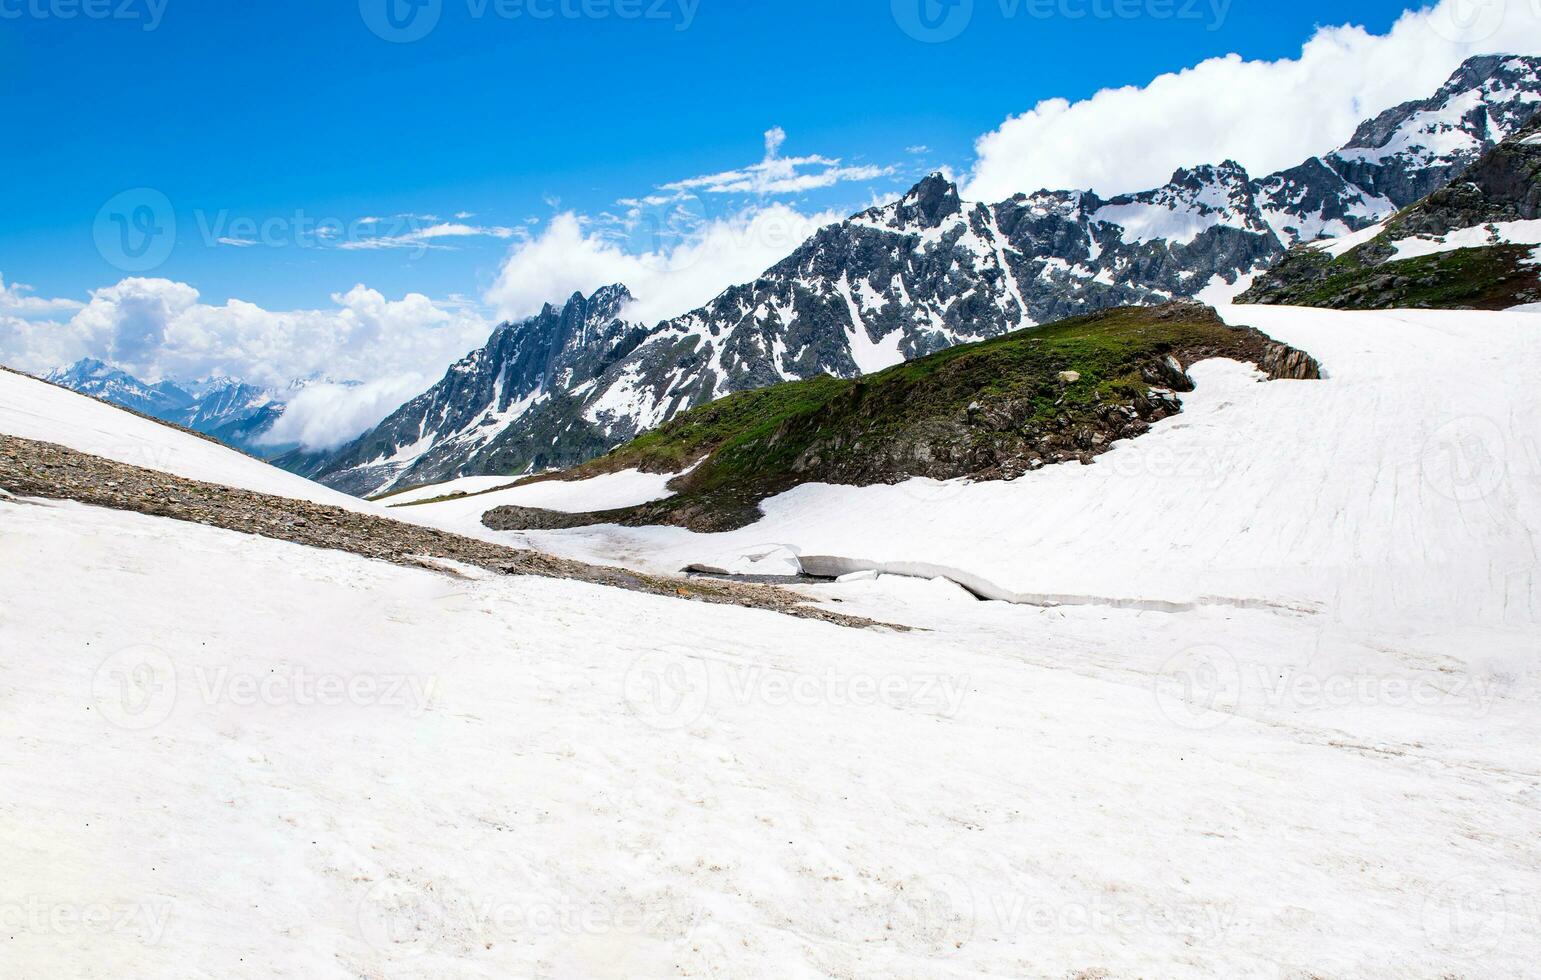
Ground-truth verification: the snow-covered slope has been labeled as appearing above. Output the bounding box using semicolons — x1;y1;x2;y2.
497;305;1541;631
0;368;365;510
5;479;1539;977
388;467;682;531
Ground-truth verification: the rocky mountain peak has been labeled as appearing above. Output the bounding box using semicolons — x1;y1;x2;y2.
891;172;964;229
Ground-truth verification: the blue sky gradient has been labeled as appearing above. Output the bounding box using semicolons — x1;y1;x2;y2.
1;0;1420;309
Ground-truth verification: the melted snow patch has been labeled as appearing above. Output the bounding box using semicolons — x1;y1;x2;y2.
1389;219;1541;260
1311;221;1388;258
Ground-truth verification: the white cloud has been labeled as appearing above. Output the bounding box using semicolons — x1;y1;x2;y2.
964;2;1541;200
261;376;430;451
657;127;896;196
0;274;84;318
485;204;843;327
0;274;495;450
337;221;522;251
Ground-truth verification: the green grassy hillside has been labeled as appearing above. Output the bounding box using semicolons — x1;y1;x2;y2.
479;302;1318;533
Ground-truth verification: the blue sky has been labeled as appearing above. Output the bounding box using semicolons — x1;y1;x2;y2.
1;0;1422;311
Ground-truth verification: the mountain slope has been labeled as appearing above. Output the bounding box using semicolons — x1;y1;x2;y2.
300;55;1541;497
1239;114;1541;310
473;301;1319;532
0;365;364;508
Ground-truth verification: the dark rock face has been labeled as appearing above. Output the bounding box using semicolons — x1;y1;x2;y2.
1385;115;1541;241
283;286;639;495
1240;114;1541;311
1327;55;1541;207
300;55;1541;497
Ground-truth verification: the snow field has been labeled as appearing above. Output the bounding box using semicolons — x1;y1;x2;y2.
3;498;1539;977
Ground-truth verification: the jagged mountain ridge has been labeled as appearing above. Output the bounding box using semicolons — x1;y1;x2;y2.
297;55;1541;496
283;286;644;495
1238;112;1541;311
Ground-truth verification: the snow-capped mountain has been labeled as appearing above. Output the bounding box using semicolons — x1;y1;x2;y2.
1240;111;1541;311
1327;54;1541;207
45;358;196;419
279;286;643;495
46;359;290;456
297;55;1541;497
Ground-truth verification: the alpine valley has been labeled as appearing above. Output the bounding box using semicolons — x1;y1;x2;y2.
82;56;1541;496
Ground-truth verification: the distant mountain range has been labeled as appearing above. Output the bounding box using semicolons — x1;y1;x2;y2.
44;359;292;456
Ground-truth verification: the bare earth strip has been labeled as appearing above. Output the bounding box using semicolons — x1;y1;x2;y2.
0;433;892;631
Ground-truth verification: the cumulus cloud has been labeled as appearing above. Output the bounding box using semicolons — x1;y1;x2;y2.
0;274;494;449
964;1;1541;200
261;376;430;451
485;204;844;327
0;275;85;318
